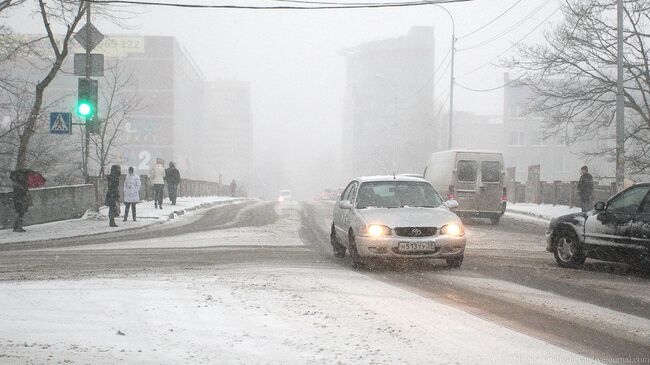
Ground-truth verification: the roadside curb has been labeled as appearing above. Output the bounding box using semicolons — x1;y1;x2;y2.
504;208;552;225
0;198;249;246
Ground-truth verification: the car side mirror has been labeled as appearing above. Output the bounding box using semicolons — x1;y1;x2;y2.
444;200;459;209
594;202;606;211
339;201;353;210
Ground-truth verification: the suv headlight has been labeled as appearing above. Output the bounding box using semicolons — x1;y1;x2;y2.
360;224;391;237
440;223;464;236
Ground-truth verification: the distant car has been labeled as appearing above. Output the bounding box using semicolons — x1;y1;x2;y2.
546;183;650;268
278;189;293;202
331;175;466;268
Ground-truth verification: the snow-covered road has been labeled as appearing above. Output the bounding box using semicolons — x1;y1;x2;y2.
1;201;648;364
0;266;601;364
56;201;304;251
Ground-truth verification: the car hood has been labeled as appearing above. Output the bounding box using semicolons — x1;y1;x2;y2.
549;212;587;229
357;207;459;228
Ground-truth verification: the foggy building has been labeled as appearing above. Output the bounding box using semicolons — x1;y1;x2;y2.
503;73;594;182
203;80;253;188
9;35;207;179
342;27;436;177
451;111;504;151
111;36;206;179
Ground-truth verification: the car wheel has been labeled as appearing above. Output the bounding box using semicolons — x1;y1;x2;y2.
490;216;501;225
331;225;346;258
446;255;463;269
348;233;364;268
553;229;586;268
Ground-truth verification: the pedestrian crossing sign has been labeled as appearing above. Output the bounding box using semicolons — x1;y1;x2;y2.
49;112;71;135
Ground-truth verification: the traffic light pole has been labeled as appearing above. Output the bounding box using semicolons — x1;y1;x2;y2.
83;0;91;184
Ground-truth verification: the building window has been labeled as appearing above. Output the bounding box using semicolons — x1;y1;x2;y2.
508;130;525;146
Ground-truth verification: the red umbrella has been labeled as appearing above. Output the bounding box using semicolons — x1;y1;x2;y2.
27;171;46;188
10;169;46;188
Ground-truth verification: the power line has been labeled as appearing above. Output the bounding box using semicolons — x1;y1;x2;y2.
457;5;561;79
432;91;450;120
89;0;473;10
458;0;548;52
455;74;524;92
457;0;523;40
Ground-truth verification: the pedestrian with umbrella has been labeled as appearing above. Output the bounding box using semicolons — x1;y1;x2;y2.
9;169;45;232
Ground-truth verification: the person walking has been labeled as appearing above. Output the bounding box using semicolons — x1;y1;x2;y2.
230;179;237;197
9;170;31;232
123;166;141;222
577;165;594;213
106;165;122;227
165;162;181;205
150;158;166;209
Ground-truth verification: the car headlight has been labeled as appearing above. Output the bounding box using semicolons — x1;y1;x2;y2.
441;223;464;236
361;224;391;237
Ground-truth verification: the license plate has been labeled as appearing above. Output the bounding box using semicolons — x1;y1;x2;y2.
398;242;436;252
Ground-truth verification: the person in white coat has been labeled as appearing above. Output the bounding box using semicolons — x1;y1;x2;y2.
123;166;141;221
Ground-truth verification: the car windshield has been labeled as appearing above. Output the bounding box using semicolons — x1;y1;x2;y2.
356;181;443;209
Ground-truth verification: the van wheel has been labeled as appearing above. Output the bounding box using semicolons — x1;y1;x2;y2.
331;225;346;258
490;216;501;225
553;229;586;268
348;234;364;268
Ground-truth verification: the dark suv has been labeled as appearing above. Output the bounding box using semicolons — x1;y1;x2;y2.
546;183;650;267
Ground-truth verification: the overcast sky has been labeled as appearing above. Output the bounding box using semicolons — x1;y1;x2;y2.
6;0;564;195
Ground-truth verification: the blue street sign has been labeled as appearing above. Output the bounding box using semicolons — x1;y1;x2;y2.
49;112;71;135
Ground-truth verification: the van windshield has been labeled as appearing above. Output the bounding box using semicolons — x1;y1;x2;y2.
356;181;443;209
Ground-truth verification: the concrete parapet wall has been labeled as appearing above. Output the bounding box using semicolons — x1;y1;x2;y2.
0;185;95;230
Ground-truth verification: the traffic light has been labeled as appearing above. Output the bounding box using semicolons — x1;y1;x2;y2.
77;78;98;118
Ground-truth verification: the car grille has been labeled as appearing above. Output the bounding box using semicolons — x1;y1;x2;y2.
394;227;437;237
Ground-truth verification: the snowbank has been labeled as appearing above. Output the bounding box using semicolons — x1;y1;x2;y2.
59;200;303;250
505;203;582;225
0;196;242;245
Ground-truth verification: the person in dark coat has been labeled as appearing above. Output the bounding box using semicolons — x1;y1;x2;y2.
10;170;30;232
230;179;237;197
165;162;181;205
106;164;121;227
577;165;594;213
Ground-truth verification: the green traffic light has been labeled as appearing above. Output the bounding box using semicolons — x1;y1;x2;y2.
78;102;92;116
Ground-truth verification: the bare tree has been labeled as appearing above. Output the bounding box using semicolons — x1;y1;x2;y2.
13;0;87;171
0;0;25;14
508;0;650;176
88;58;143;177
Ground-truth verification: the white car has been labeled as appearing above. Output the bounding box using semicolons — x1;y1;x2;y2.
331;176;466;268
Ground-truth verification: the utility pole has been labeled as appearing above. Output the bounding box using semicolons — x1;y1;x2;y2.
433;4;456;150
83;0;91;184
615;0;625;192
448;34;455;150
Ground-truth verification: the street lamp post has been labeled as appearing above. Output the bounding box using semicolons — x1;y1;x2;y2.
433;4;456;150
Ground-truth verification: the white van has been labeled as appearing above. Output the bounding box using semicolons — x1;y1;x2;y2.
423;150;506;224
